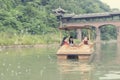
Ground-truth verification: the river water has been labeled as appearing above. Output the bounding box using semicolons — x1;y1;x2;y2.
0;43;120;80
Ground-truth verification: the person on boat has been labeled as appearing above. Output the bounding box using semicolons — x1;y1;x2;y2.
79;36;89;46
69;36;74;46
83;36;89;45
60;36;69;46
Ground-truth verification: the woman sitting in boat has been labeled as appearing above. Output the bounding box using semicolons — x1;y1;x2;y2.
79;36;89;46
69;36;74;46
60;36;69;46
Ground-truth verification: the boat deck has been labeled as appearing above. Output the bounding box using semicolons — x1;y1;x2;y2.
57;44;94;60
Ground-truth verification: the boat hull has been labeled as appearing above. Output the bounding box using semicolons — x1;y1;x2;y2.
57;44;94;60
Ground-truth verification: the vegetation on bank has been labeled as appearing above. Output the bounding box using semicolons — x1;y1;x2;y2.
0;0;118;45
0;32;60;45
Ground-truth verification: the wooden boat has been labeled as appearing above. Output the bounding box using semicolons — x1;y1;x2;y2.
57;44;94;60
56;22;95;60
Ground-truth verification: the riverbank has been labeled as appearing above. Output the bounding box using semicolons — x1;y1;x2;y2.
0;44;60;49
0;40;117;49
0;32;60;45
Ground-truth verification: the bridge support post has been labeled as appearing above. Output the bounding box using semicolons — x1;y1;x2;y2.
117;27;120;42
76;29;82;41
96;27;101;42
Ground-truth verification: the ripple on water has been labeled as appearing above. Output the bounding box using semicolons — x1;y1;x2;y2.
15;72;18;76
5;52;9;54
110;71;120;74
6;68;9;71
99;73;120;80
17;65;21;69
18;72;22;75
25;69;29;72
2;63;5;66
9;63;11;66
1;73;4;76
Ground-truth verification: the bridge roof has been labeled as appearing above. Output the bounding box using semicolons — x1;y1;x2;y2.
62;11;120;19
59;25;91;30
59;11;120;30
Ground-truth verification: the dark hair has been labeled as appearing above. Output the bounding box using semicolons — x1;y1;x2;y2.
87;37;89;40
86;36;89;40
69;36;74;44
60;36;68;46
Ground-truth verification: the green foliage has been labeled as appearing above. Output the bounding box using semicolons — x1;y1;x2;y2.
0;0;57;35
100;25;117;40
0;0;116;45
0;32;60;45
49;0;110;13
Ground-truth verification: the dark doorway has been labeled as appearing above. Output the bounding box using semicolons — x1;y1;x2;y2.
67;55;78;60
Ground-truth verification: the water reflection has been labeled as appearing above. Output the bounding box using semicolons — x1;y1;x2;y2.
93;43;120;80
57;60;94;80
95;43;101;63
116;43;120;63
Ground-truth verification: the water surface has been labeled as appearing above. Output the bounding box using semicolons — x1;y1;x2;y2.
0;43;120;80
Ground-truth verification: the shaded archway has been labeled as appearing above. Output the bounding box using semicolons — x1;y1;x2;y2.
81;26;96;41
99;24;117;41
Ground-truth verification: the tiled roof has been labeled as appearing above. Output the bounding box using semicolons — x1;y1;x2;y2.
62;11;120;19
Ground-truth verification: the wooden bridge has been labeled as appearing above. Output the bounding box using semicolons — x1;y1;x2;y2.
53;7;120;42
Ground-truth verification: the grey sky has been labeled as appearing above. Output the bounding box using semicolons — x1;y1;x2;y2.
101;0;120;9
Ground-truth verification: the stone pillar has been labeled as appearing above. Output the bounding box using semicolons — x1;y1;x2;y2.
96;27;101;42
117;27;120;42
76;29;82;41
